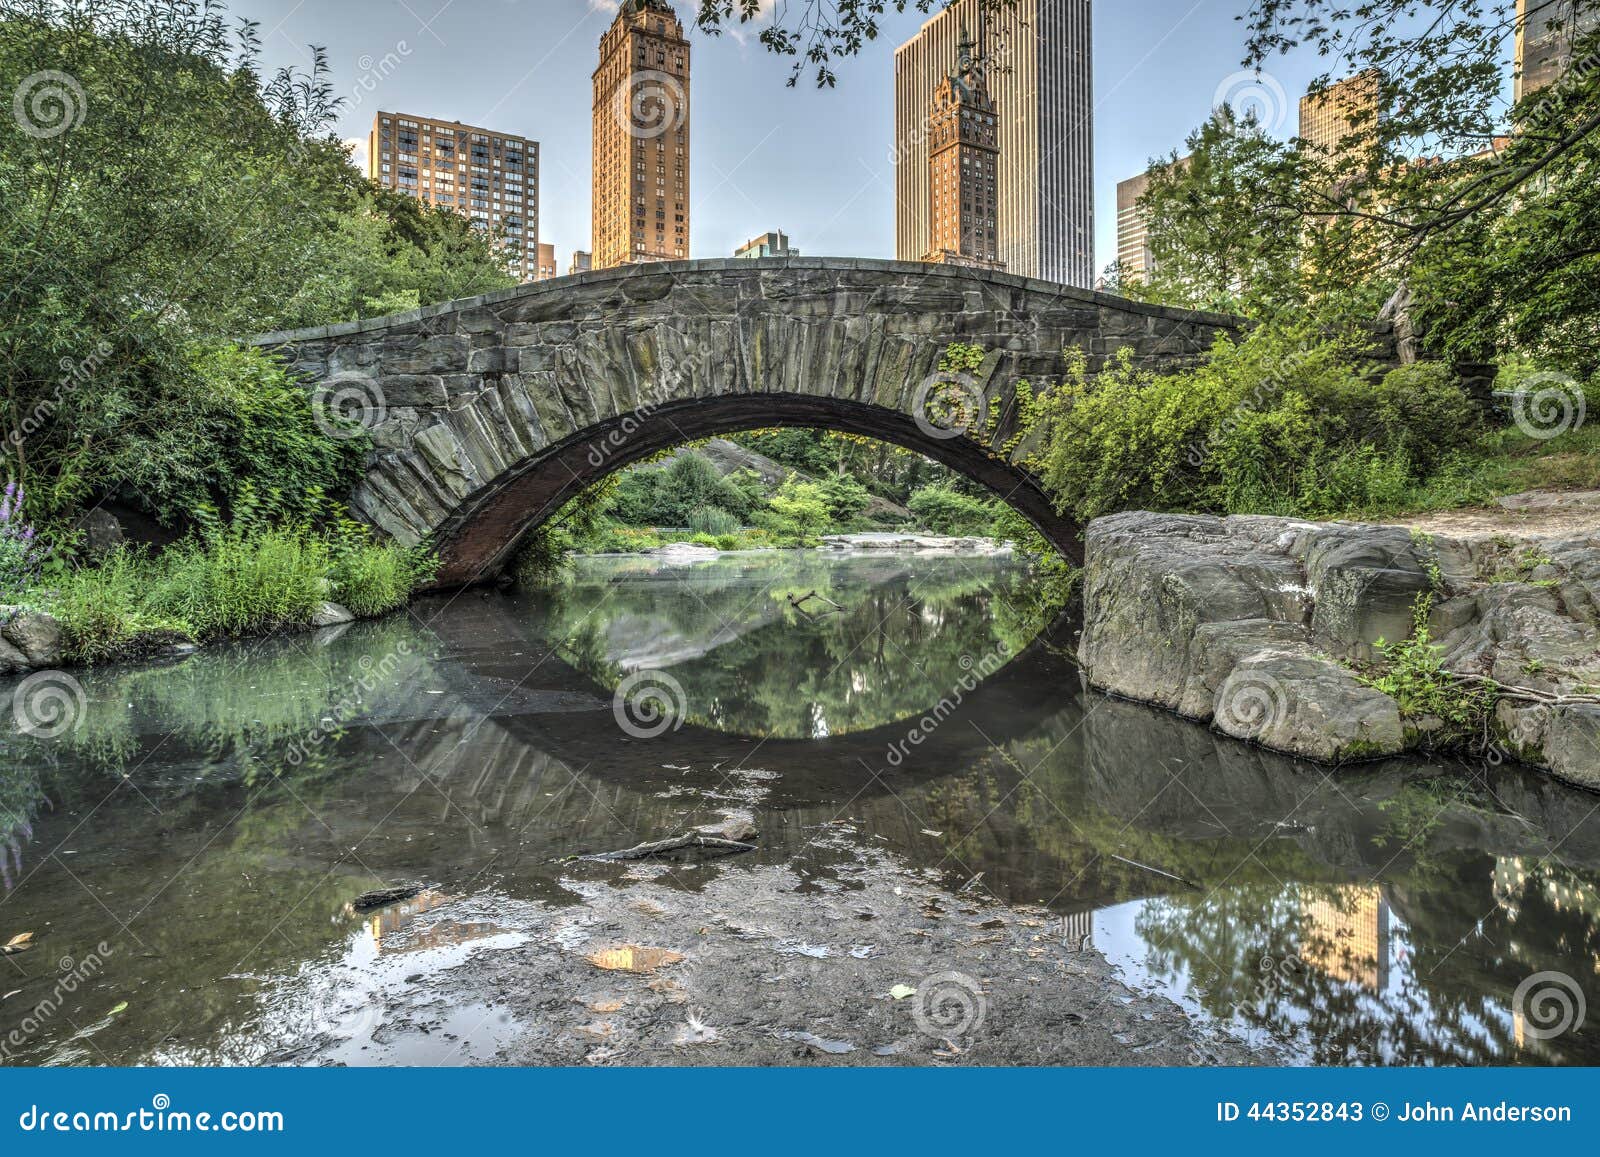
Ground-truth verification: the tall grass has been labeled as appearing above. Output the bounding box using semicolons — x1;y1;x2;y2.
41;527;433;664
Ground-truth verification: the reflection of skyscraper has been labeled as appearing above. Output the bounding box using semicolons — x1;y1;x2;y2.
1516;0;1600;102
894;0;1094;286
1299;885;1391;992
593;0;691;269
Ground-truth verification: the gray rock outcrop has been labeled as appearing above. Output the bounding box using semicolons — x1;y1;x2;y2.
1079;510;1600;782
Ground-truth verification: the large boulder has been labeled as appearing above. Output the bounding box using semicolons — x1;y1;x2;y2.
0;607;65;668
1078;510;1600;781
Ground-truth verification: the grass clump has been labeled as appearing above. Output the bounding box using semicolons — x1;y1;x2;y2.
40;523;433;664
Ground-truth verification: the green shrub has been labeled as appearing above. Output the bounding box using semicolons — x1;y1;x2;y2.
907;486;999;536
146;527;331;639
332;537;436;617
48;550;192;664
689;505;740;536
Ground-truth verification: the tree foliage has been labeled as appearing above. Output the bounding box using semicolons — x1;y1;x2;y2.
0;0;515;529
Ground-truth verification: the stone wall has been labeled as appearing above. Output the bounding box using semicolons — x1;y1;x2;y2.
249;257;1247;586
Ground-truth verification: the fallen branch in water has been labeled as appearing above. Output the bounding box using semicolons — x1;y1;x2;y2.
579;834;757;862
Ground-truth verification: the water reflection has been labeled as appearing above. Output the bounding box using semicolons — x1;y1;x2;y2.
0;552;1597;1067
537;552;1040;738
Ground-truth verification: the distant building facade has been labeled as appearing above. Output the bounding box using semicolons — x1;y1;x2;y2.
734;231;800;259
922;29;1004;271
1516;0;1600;102
369;111;540;281
1298;70;1383;161
593;0;690;269
1115;169;1154;281
570;250;593;275
535;242;558;281
894;0;1094;287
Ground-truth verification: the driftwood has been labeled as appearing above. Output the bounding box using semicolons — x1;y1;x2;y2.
351;884;426;911
580;834;757;862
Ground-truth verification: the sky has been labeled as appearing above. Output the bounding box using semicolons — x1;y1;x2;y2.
242;0;1355;277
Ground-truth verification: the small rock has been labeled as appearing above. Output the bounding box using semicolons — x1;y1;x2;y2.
311;601;355;628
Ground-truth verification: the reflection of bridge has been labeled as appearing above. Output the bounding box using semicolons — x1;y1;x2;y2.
412;596;1068;794
250;259;1246;586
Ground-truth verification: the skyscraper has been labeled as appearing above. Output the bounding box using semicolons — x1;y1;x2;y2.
1114;169;1154;282
922;21;1004;271
894;0;1094;287
1297;70;1383;161
593;0;691;269
369;111;540;281
1516;0;1600;102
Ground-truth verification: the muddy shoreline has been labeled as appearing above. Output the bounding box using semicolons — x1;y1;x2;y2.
282;826;1267;1068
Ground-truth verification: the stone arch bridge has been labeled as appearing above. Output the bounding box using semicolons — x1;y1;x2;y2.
250;258;1245;587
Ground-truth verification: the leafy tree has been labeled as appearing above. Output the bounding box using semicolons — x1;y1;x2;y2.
0;0;514;529
1133;108;1307;314
762;477;832;543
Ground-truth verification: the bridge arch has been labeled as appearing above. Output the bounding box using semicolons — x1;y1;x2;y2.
250;258;1244;587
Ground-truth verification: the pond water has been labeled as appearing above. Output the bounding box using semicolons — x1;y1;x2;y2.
2;550;1598;1066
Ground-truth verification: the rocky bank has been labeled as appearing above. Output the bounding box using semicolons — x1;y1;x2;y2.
1079;508;1600;787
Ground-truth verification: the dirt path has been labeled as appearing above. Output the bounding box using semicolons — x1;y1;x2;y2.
1376;490;1600;540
